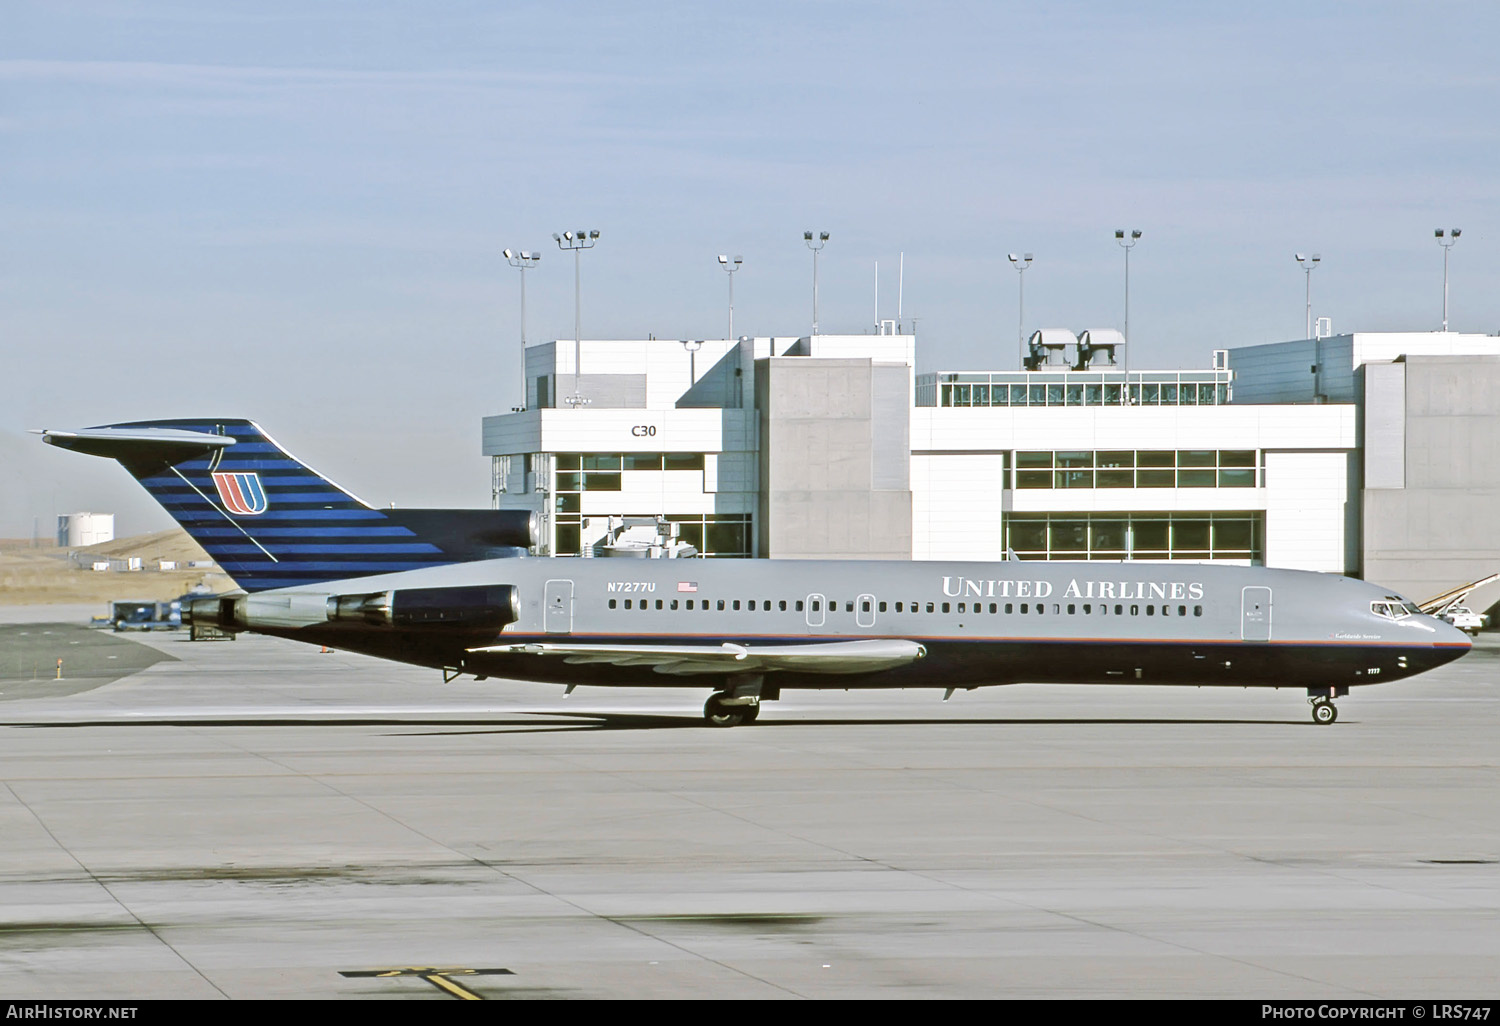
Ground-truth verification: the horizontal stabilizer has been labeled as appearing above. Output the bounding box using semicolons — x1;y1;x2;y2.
38;427;234;472
469;637;927;676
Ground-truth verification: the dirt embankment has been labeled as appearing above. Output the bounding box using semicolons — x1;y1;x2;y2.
0;529;230;605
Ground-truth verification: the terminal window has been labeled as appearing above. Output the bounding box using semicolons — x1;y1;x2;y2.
1005;512;1262;563
546;451;741;556
933;375;1229;408
668;513;751;558
1014;450;1259;489
547;511;752;557
556;452;706;475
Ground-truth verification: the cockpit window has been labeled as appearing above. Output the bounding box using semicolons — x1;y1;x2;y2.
1371;599;1420;620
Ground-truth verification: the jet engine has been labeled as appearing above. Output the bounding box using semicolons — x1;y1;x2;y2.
184;584;520;632
326;585;520;630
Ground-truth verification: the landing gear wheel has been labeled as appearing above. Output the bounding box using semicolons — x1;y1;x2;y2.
1311;700;1338;725
704;694;746;728
741;703;760;723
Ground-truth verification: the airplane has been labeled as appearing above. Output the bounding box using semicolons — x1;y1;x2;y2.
40;418;1472;727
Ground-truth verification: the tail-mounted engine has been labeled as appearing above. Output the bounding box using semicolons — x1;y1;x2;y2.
185;584;520;632
327;585;520;630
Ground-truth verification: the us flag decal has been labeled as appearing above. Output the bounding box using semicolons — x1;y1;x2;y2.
212;471;268;515
677;582;698;593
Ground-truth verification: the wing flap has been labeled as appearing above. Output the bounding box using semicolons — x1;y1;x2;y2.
468;638;926;676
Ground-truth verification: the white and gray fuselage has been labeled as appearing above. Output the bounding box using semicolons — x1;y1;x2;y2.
218;557;1472;692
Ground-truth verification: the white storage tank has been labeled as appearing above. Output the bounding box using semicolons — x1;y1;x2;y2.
57;512;115;548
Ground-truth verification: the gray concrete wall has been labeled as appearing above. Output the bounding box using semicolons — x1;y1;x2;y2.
1228;336;1356;404
756;357;913;559
1362;355;1500;601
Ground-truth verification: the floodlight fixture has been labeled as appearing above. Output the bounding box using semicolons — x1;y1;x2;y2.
1436;228;1462;331
1296;252;1322;339
1115;229;1143;401
504;246;543;409
1007;253;1034;368
718;253;744;338
555;227;602;404
804;231;829;334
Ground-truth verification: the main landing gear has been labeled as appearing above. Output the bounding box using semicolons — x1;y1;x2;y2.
704;693;758;727
1307;686;1347;725
703;677;772;727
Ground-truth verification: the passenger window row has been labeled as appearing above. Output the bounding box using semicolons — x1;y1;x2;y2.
605;597;1204;617
609;598;803;612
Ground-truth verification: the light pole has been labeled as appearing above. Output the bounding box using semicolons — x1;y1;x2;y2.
717;254;742;339
553;229;600;406
804;231;828;335
1115;229;1142;403
503;248;541;410
1295;252;1320;339
1007;252;1032;369
1436;228;1461;332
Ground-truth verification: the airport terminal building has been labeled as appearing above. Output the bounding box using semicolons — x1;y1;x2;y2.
481;329;1500;600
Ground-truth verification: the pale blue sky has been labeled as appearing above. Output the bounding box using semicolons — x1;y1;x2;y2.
3;1;1497;536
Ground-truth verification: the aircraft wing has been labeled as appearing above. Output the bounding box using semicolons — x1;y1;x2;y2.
469;638;926;676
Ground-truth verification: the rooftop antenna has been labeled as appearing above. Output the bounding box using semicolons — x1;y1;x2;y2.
873;260;879;332
898;252;904;330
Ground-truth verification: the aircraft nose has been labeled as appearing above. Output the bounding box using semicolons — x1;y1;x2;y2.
1433;617;1474;659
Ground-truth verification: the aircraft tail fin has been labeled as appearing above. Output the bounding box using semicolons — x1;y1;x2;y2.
41;419;535;592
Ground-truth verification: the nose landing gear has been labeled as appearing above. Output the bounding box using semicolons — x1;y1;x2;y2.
1310;697;1338;725
1307;686;1347;725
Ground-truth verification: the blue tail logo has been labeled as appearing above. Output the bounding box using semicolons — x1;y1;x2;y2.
211;471;268;515
41;418;537;592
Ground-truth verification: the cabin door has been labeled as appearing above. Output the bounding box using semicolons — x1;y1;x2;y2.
1241;586;1272;641
545;579;574;634
805;593;826;628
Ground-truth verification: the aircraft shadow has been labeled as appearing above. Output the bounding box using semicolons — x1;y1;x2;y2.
1;711;1304;734
399;710;1303;735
